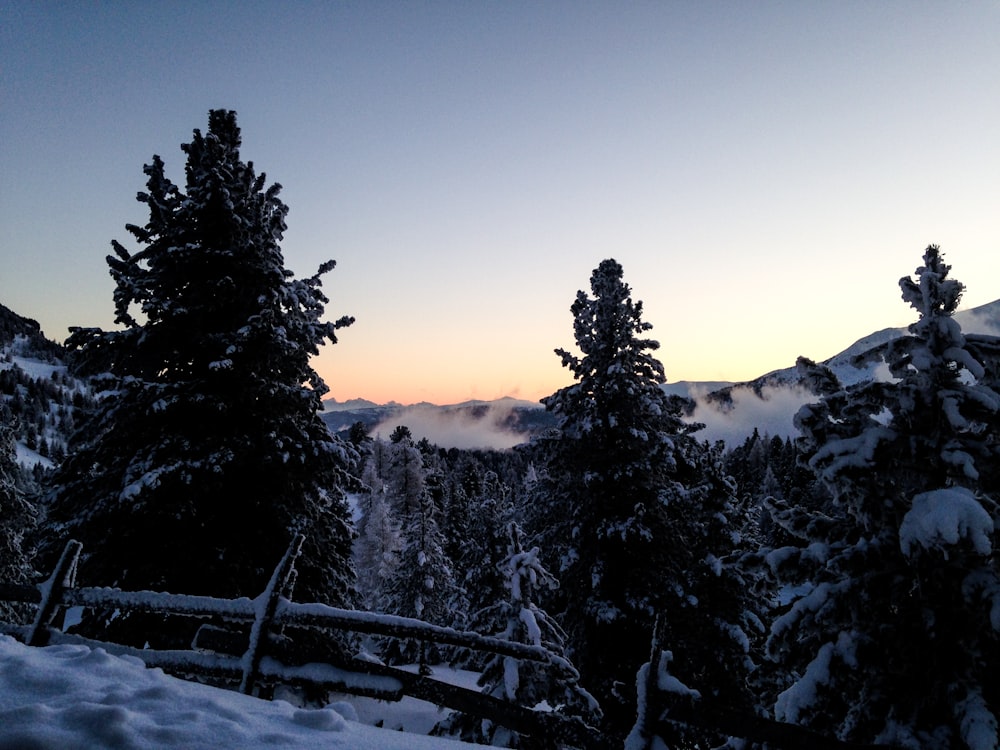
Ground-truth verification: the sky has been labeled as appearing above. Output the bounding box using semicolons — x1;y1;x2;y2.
2;2;998;406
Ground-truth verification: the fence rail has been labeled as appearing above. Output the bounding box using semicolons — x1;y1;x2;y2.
0;537;608;750
1;540;890;750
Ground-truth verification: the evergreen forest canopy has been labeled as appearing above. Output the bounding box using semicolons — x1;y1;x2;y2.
1;109;999;749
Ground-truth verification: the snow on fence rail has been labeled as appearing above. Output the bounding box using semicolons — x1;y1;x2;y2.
0;537;609;750
0;542;891;749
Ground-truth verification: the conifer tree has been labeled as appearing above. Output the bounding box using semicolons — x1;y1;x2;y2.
436;522;600;747
381;432;455;670
0;415;36;622
386;426;425;516
41;110;356;645
457;470;517;661
354;436;400;612
441;469;476;596
530;259;753;739
767;246;1000;748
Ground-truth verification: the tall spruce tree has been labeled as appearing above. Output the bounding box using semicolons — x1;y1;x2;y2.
458;469;517;652
41;110;357;645
767;246;1000;748
530;259;753;740
381;431;455;670
354;436;400;612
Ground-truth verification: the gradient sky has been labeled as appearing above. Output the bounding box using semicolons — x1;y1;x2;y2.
2;2;998;405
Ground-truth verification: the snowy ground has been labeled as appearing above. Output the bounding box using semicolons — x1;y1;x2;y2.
0;635;490;749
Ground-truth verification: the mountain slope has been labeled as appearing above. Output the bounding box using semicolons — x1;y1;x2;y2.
0;303;96;471
720;297;1000;400
319;396;548;445
693;297;1000;444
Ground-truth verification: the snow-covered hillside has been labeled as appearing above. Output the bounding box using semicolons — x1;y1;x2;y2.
0;635;489;750
1;304;95;470
731;298;1000;394
690;297;1000;445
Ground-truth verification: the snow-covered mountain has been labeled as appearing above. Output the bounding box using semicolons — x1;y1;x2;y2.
714;298;1000;400
0;304;95;472
691;297;1000;445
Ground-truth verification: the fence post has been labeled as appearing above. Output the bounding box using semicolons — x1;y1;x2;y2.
27;539;83;647
625;615;666;750
239;534;305;695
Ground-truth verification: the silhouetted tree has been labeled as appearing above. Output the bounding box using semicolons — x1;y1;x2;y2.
530;259;754;740
42;110;356;646
767;247;1000;748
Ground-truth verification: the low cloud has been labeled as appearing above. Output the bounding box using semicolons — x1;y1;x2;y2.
367;383;826;451
688;383;816;447
372;402;530;451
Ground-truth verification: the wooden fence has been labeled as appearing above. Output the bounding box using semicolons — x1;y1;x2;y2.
0;536;609;750
0;540;900;750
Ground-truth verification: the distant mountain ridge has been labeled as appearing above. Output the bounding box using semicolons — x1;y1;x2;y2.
322;397;398;412
0;303;63;359
4;296;1000;454
321;395;540;411
319;395;548;438
321;297;1000;446
703;297;1000;419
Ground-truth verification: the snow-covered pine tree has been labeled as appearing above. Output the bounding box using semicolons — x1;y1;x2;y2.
727;431;816;704
0;414;37;622
381;431;456;671
386;426;425;517
41;110;357;646
455;469;517;667
441;459;479;600
354;436;400;612
766;246;1000;748
529;259;754;739
435;522;600;747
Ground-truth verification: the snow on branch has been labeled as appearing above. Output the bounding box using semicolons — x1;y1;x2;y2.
899;487;993;558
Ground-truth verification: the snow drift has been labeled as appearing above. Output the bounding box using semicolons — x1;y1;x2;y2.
0;635;488;750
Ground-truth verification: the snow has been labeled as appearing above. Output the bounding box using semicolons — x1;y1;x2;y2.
0;635;490;749
519;607;542;647
704;553;722;577
956;688;999;750
810;426;895;478
774;631;856;724
899;487;994;557
655;651;700;698
503;656;520;701
15;441;54;469
1;349;64;380
331;664;482;733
